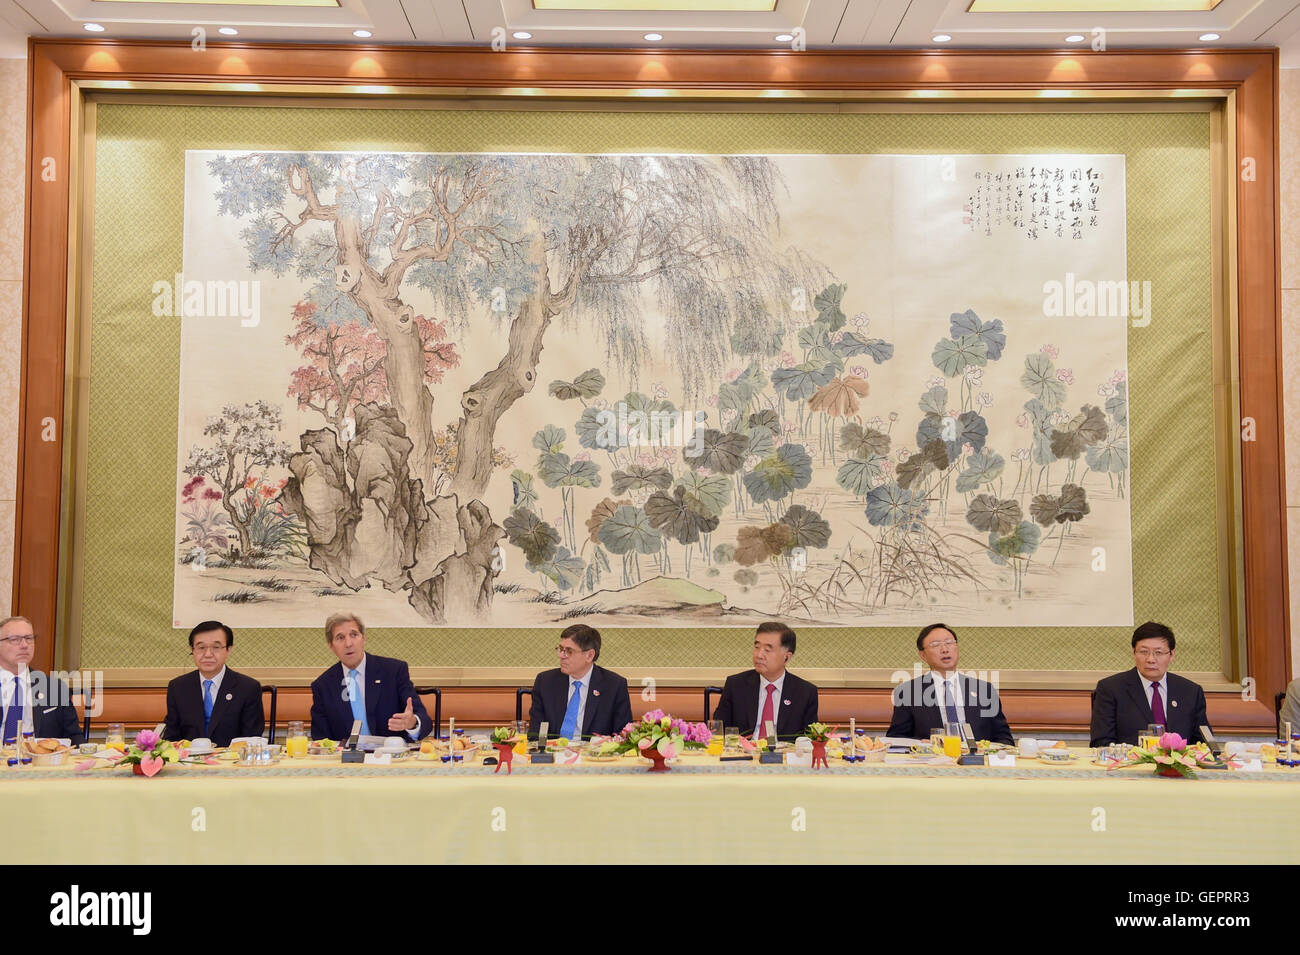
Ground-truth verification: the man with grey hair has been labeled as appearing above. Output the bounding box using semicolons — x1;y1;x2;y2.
309;612;432;742
1;616;84;745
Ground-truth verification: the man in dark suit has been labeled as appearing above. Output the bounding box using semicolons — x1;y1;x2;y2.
310;612;433;742
1091;621;1210;746
886;623;1014;745
529;625;633;740
162;621;264;746
0;615;84;744
711;622;818;740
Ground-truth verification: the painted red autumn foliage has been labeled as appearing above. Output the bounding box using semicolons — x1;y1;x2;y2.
285;301;460;430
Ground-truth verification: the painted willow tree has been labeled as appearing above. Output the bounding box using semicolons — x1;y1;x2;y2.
208;151;830;621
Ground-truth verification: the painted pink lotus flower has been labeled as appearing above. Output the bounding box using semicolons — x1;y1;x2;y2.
1040;344;1059;359
927;376;945;389
1098;383;1117;398
779;351;794;365
706;394;718;407
652;383;669;400
725;368;741;381
1056;368;1074;385
1111;369;1126;384
852;312;869;330
850;365;867;378
575;451;591;462
976;392;993;407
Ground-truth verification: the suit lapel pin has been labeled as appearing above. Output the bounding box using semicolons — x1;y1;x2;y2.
375;679;381;684
593;689;600;696
1171;700;1178;707
783;699;791;706
225;693;233;701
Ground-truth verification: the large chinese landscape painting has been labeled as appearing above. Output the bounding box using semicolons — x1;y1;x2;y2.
173;151;1133;629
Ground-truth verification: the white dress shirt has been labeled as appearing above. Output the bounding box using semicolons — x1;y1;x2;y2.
340;654;421;740
1141;673;1170;722
562;665;594;741
753;672;786;738
1;667;34;737
931;671;968;730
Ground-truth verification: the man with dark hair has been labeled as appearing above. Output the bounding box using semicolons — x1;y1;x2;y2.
163;620;264;746
1090;621;1209;746
886;623;1014;745
711;621;818;740
529;625;633;740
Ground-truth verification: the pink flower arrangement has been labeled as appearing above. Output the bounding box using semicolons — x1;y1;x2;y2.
1123;731;1214;778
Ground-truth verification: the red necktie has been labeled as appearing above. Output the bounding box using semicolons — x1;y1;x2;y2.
759;684;776;737
1150;682;1166;724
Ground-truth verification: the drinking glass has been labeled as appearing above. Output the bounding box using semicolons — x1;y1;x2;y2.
286;720;309;758
706;720;724;756
105;723;125;751
724;727;740;754
929;730;945;755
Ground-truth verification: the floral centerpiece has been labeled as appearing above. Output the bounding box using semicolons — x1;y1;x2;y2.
805;722;832;768
1123;732;1213;778
489;726;521;774
614;710;704;772
83;730;214;777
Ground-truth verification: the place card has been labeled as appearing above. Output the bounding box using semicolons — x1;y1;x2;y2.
1235;758;1262;773
363;753;392;765
988;752;1017;767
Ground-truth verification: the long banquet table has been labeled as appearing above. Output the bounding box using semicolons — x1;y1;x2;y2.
6;752;1298;864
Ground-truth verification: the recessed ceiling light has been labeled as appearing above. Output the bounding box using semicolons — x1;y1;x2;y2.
643;33;663;41
1199;33;1219;41
84;23;105;32
932;34;952;43
1065;34;1085;42
512;31;532;39
353;29;372;38
774;33;793;42
219;27;238;35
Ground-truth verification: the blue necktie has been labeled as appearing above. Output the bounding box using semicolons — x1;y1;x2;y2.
347;669;370;736
203;679;214;734
4;674;23;742
942;679;960;726
559;681;582;739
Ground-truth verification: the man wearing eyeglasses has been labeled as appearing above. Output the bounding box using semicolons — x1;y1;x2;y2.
528;625;633;741
1090;621;1209;746
0;616;84;745
162;621;264;747
886;623;1014;745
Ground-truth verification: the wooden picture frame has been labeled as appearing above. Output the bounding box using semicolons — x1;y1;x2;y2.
17;40;1285;731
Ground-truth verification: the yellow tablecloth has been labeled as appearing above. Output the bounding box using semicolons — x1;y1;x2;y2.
6;754;1298;864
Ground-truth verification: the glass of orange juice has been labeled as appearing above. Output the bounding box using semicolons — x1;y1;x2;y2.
285;720;309;758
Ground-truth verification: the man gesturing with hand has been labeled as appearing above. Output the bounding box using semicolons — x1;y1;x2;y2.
310;612;432;743
389;697;418;734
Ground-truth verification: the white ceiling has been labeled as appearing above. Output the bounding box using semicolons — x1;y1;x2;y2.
1;0;1298;63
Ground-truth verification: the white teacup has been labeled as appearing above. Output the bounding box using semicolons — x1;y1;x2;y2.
382;736;406;751
1018;738;1039;758
188;737;214;754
